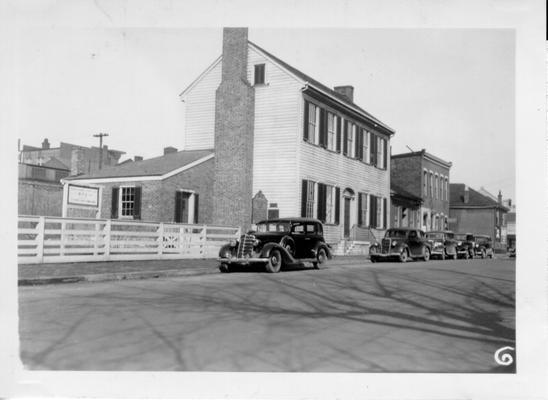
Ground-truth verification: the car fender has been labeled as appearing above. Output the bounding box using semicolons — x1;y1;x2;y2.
259;242;294;263
313;241;332;259
219;243;235;258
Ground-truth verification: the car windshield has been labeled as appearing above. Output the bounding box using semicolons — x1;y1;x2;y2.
466;234;475;241
385;230;408;238
426;232;444;240
255;222;291;233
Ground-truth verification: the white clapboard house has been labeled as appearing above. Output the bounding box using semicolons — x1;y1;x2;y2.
180;28;394;247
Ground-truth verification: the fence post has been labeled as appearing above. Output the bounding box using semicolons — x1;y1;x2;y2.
36;216;45;263
201;225;207;258
158;222;164;258
104;219;111;260
60;220;66;257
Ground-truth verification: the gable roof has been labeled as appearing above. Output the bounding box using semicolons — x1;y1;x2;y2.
43;157;69;170
64;149;214;181
180;40;395;134
248;41;395;134
450;183;508;211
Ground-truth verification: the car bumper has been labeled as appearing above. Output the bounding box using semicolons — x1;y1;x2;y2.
431;248;444;255
370;252;400;259
219;257;269;265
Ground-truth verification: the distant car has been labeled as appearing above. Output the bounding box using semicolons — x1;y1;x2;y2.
454;233;476;259
425;230;458;260
474;234;494;258
218;218;332;273
369;228;432;263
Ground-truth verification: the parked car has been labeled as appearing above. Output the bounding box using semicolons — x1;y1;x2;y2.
454;233;476;259
218;218;332;273
474;234;494;258
369;228;432;263
425;230;458;260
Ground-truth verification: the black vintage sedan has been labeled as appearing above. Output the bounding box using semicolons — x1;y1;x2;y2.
218;218;332;273
369;228;432;263
454;233;476;259
425;230;458;260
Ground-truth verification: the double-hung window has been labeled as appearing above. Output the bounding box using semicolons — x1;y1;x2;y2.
423;170;428;196
307;103;318;144
325;185;335;223
363;131;370;163
430;173;434;198
358;192;368;227
254;64;265;85
306;180;315;218
346;122;354;158
327;112;337;151
120;186;136;217
377;137;383;168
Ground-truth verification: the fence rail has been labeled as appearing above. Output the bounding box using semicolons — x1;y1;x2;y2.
18;215;241;264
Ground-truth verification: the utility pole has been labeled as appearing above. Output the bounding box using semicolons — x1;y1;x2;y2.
93;133;109;170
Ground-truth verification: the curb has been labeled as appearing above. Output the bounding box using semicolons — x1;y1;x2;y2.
19;256;372;286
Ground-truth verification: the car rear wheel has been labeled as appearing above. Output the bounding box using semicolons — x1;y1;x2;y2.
399;249;409;263
313;248;327;269
265;249;282;273
423;247;431;262
219;263;230;273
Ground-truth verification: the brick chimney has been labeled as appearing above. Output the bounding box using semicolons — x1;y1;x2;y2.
463;186;469;204
42;138;50;149
334;86;354;102
497;190;503;205
163;146;178;155
212;27;255;230
70;149;85;176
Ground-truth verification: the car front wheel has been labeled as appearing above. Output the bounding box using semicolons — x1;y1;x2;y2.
265;249;282;273
313;248;327;269
399;249;409;263
423;247;431;262
219;263;230;273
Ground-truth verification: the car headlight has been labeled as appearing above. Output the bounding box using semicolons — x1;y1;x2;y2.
457;241;462;246
229;239;237;247
475;244;479;248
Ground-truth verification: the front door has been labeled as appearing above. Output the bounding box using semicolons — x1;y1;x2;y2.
175;191;191;223
343;197;351;238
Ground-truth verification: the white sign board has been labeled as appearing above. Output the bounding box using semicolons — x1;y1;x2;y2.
67;184;100;207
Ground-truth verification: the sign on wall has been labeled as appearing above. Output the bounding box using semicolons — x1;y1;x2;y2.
67;184;100;207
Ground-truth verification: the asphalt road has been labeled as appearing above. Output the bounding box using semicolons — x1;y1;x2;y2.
18;258;515;372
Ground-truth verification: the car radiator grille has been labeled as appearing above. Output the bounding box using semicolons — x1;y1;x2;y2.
236;234;255;258
381;238;391;254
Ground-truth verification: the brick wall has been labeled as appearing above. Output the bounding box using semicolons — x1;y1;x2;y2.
18;181;63;216
95;158;214;223
391;156;422;198
422;157;450;216
212;28;255;230
449;208;496;238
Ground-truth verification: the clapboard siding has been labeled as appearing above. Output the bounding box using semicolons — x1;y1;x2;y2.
183;59;222;150
248;46;304;217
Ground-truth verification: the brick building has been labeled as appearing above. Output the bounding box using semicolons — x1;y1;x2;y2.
181;27;394;243
63;148;213;222
391;149;452;232
449;183;509;247
20;138;125;175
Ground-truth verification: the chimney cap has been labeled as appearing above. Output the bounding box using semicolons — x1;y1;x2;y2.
164;146;178;155
41;138;50;149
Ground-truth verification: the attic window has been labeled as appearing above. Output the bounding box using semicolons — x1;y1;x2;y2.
254;64;265;85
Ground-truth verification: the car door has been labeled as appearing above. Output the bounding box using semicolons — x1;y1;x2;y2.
407;230;422;256
291;223;307;258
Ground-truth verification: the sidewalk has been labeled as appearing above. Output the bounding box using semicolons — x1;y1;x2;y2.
18;256;369;286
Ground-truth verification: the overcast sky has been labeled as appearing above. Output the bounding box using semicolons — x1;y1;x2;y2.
14;27;515;199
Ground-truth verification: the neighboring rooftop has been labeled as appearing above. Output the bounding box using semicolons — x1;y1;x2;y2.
450;183;509;210
391;149;452;168
65;149;214;180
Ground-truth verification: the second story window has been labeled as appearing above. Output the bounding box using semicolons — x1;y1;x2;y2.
430;172;434;198
254;64;265;85
423;170;428;196
363;131;370;163
308;103;319;144
346;122;355;158
327;112;337;151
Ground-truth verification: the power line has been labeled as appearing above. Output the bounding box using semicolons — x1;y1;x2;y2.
93;133;109;170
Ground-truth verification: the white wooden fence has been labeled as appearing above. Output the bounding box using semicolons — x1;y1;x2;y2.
18;215;241;264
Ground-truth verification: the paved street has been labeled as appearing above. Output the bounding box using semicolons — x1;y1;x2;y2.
18;258;515;372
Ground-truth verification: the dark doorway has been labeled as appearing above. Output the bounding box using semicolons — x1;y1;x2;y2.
343;197;351;238
175;191;191;223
